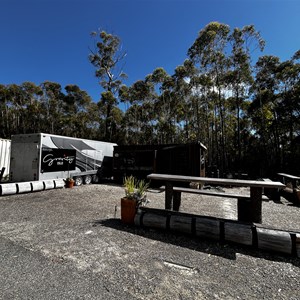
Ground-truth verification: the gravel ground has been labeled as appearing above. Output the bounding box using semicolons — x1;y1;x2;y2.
0;183;299;300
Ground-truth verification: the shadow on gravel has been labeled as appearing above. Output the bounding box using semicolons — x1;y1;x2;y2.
92;218;300;267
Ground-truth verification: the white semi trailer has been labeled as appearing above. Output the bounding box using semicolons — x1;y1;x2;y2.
0;138;11;181
10;133;117;185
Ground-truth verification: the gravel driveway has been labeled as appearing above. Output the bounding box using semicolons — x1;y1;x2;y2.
0;184;299;299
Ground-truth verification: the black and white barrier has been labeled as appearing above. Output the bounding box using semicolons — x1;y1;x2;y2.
135;207;300;257
0;179;65;196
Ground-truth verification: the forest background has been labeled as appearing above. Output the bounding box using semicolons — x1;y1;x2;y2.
0;22;299;178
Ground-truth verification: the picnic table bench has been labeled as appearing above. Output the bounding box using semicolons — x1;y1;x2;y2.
277;173;300;204
147;173;286;223
277;173;300;188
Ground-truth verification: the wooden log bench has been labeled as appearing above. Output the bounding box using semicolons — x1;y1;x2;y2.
147;173;286;224
135;207;300;256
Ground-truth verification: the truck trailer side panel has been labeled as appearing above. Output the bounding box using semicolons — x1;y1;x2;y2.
10;134;40;182
0;138;11;181
10;133;116;182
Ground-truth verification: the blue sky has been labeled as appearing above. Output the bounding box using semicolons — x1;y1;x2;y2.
1;0;299;102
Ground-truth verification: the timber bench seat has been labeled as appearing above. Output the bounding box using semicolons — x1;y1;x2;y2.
147;173;286;224
153;185;269;200
277;173;300;183
173;186;256;200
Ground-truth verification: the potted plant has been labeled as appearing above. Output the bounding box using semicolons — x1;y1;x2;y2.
65;177;75;188
121;176;149;224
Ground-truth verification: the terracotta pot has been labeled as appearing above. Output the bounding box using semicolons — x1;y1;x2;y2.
121;197;137;224
66;181;74;188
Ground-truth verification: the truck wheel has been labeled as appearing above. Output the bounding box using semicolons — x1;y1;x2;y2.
74;176;83;186
84;175;92;185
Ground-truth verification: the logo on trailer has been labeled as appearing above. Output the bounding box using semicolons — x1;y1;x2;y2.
41;148;76;172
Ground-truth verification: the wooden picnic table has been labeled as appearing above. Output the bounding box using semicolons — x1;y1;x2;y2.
277;173;300;188
147;173;286;223
277;173;300;204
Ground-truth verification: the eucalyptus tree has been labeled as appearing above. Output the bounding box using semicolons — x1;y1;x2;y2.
63;84;93;137
148;67;178;143
0;84;11;138
276;51;300;150
96;91;117;140
172;58;215;148
40;81;65;134
250;55;281;140
248;55;281;175
122;103;148;144
188;22;230;174
119;78;155;144
227;25;265;170
188;72;215;145
19;82;43;134
109;106;125;143
287;50;300;173
7;83;29;134
82;101;102;139
89;30;127;141
249;52;300;175
171;60;196;142
1;82;42;135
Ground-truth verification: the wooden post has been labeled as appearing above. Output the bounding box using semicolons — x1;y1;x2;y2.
238;187;262;223
237;198;251;223
173;191;181;211
250;187;262;223
165;181;173;210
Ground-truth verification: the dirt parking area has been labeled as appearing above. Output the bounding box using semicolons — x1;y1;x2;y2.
0;184;299;299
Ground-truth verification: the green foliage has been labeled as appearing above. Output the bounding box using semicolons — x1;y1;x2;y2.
1;24;299;178
0;81;99;140
123;175;136;197
89;30;127;141
123;176;149;205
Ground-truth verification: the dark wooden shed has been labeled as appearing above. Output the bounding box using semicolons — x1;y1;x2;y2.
112;142;207;183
